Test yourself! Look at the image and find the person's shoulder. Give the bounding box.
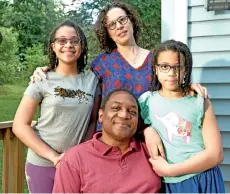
[81,69,97,79]
[62,140,93,161]
[68,139,93,154]
[138,91,155,101]
[91,52,109,62]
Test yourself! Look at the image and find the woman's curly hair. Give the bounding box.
[48,20,88,73]
[94,1,141,53]
[151,39,193,95]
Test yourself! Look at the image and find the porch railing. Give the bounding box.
[0,121,25,193]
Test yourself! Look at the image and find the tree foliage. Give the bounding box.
[0,27,20,85]
[0,0,161,85]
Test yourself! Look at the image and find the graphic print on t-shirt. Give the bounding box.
[155,111,192,143]
[54,86,93,103]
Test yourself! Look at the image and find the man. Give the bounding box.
[53,89,161,193]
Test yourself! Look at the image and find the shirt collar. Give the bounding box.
[92,132,140,156]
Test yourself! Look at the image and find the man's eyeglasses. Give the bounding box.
[54,38,81,46]
[156,64,185,73]
[105,15,129,30]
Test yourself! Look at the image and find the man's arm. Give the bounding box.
[53,159,81,193]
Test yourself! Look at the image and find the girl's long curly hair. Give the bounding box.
[48,20,88,73]
[94,1,140,53]
[151,39,193,95]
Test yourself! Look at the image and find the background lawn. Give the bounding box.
[0,84,33,192]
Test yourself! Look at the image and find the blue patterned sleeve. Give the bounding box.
[138,91,152,125]
[90,54,105,80]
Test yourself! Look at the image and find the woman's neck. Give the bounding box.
[117,43,139,54]
[55,62,78,77]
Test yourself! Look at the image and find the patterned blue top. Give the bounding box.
[90,49,154,99]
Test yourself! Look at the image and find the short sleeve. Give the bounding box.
[90,54,104,80]
[138,91,152,125]
[24,81,43,101]
[196,95,204,126]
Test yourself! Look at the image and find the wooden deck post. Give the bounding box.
[2,127,25,193]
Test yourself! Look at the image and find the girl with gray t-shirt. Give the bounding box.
[13,20,101,193]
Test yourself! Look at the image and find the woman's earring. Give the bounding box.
[55,57,58,68]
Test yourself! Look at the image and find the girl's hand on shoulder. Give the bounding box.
[189,83,209,98]
[144,126,165,159]
[51,152,65,168]
[29,66,49,83]
[149,156,172,177]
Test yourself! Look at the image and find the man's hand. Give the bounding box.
[144,126,165,159]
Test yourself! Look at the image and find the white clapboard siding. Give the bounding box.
[224,182,230,193]
[188,36,230,52]
[220,164,230,181]
[211,99,230,115]
[188,0,230,192]
[192,51,230,67]
[198,83,230,99]
[216,115,230,131]
[188,0,204,7]
[192,67,230,83]
[189,6,230,22]
[222,149,230,164]
[188,20,230,37]
[221,131,230,148]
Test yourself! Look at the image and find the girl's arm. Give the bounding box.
[144,126,165,159]
[149,99,223,177]
[82,94,101,142]
[13,95,63,166]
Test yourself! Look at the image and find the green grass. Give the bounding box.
[0,84,26,121]
[0,84,28,192]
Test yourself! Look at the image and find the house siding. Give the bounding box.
[188,0,230,191]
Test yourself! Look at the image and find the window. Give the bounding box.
[205,0,230,11]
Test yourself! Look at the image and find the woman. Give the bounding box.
[13,20,100,193]
[31,1,207,158]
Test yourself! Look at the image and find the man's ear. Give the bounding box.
[98,109,103,123]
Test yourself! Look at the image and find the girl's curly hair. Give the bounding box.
[48,20,88,73]
[94,1,140,53]
[151,39,193,95]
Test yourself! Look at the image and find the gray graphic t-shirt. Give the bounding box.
[24,70,100,166]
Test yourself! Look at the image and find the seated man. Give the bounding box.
[53,88,161,193]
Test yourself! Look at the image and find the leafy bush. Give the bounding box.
[0,27,20,85]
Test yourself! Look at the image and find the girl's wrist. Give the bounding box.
[46,149,59,163]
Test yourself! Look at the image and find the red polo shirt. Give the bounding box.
[53,133,161,193]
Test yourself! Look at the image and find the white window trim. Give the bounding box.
[161,0,188,44]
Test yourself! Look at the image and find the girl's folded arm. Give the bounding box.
[169,99,224,176]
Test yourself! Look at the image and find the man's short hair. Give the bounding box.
[100,88,138,110]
